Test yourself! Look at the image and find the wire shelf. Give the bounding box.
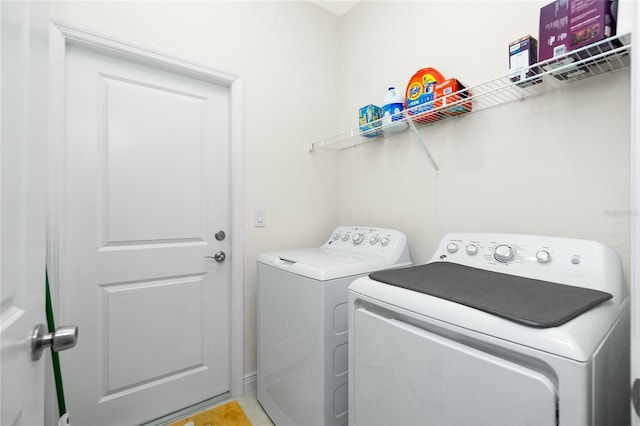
[308,33,631,153]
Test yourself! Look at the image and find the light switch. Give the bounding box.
[254,208,266,227]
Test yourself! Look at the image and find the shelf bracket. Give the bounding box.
[407,119,439,173]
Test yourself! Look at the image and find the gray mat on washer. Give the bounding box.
[368,262,612,328]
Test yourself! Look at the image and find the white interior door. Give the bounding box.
[0,1,49,425]
[58,40,232,426]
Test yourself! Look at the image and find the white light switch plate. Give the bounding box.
[254,208,266,227]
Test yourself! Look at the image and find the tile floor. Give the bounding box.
[149,392,274,426]
[236,393,274,426]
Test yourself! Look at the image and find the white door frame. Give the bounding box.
[47,19,244,405]
[631,1,640,423]
[629,2,640,426]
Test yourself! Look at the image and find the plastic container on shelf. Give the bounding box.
[382,87,408,134]
[405,67,446,123]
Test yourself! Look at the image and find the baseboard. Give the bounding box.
[243,371,257,395]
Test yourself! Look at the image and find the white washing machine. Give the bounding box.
[348,233,630,426]
[257,226,411,426]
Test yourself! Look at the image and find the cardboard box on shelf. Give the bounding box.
[434,79,472,116]
[539,0,569,62]
[358,104,382,138]
[509,35,542,87]
[568,0,617,53]
[539,0,619,80]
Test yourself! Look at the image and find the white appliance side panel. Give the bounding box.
[258,263,361,426]
[257,263,323,425]
[352,308,558,426]
[592,308,631,426]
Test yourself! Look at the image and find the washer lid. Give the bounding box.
[258,248,404,281]
[276,248,375,267]
[349,275,628,362]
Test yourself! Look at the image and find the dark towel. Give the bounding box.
[369,262,612,328]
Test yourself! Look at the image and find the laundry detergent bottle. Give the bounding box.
[382,86,408,135]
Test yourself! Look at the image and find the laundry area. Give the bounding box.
[1,0,638,426]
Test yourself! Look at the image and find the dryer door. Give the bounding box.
[351,308,557,426]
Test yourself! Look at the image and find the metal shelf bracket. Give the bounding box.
[407,119,439,173]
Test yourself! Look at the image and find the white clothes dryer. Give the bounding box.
[348,233,629,426]
[257,226,411,426]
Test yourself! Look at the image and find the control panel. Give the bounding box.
[430,233,623,292]
[324,226,409,259]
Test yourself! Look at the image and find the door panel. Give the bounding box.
[100,275,205,394]
[0,1,49,425]
[102,75,205,244]
[62,44,230,426]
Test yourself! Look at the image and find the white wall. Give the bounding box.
[50,0,631,385]
[338,1,630,275]
[49,0,342,376]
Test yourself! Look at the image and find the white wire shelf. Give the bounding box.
[308,33,631,154]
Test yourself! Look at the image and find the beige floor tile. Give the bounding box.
[237,393,274,426]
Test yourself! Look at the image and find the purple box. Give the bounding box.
[539,0,570,61]
[540,0,618,62]
[568,0,616,51]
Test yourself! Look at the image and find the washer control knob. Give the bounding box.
[494,245,516,263]
[332,233,340,240]
[341,233,350,241]
[536,250,551,264]
[446,243,459,253]
[353,233,365,245]
[380,237,390,246]
[571,256,581,265]
[369,235,379,245]
[466,244,479,255]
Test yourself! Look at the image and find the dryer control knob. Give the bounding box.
[369,235,379,245]
[380,237,390,246]
[494,245,516,263]
[446,243,459,253]
[536,250,551,263]
[332,233,340,240]
[341,233,350,241]
[466,244,479,255]
[353,233,365,245]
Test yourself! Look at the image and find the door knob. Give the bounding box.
[633,379,640,416]
[205,251,226,263]
[31,323,78,361]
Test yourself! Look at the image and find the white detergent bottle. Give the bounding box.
[382,86,408,135]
